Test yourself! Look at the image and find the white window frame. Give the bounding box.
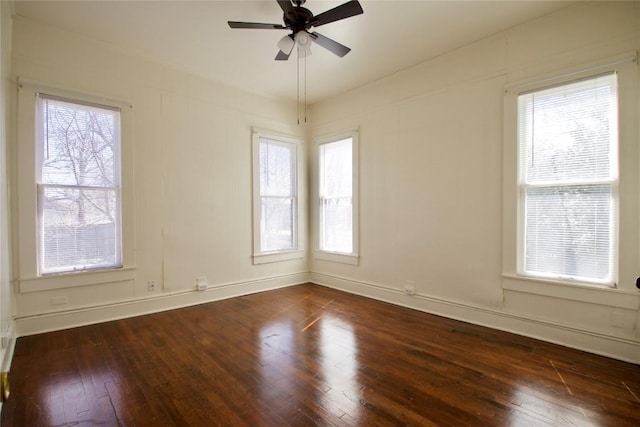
[17,82,135,292]
[251,128,304,264]
[502,54,639,302]
[314,130,359,265]
[36,93,123,275]
[517,73,619,286]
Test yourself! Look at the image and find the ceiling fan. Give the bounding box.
[228,0,364,61]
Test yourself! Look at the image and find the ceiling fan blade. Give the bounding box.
[309,32,351,57]
[275,34,295,61]
[276,0,295,15]
[275,50,291,61]
[312,0,363,27]
[228,21,286,30]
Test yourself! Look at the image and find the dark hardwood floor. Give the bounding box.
[2,283,639,426]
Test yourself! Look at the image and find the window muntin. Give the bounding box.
[257,137,297,253]
[36,95,122,274]
[517,73,618,285]
[319,137,354,254]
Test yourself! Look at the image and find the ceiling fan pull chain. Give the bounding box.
[304,53,307,124]
[297,46,300,125]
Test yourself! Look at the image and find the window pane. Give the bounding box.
[518,73,617,285]
[524,185,611,281]
[319,137,354,254]
[255,136,298,255]
[519,74,616,184]
[41,98,118,187]
[321,197,353,253]
[260,197,294,252]
[37,95,122,275]
[320,138,352,198]
[41,186,120,273]
[259,139,293,197]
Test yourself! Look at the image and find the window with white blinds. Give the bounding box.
[319,137,354,254]
[36,94,122,274]
[256,137,297,253]
[517,73,618,285]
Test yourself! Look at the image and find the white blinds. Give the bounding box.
[258,138,296,252]
[319,138,353,253]
[518,73,617,284]
[37,95,122,274]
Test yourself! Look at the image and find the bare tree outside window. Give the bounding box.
[37,95,122,274]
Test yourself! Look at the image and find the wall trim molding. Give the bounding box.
[0,318,16,372]
[15,272,310,337]
[10,271,639,364]
[310,272,640,364]
[0,318,17,413]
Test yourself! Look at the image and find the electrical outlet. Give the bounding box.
[148,280,156,292]
[404,280,416,296]
[196,276,208,291]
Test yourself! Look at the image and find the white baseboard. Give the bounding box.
[11,271,639,364]
[0,319,16,371]
[15,272,310,337]
[310,272,640,364]
[0,318,17,414]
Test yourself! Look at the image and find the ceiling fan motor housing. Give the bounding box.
[284,6,314,35]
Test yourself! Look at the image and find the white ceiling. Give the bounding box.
[13,0,571,104]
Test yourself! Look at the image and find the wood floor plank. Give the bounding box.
[2,284,639,426]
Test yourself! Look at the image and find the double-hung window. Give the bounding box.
[36,94,122,274]
[316,131,359,264]
[252,130,303,263]
[517,73,618,285]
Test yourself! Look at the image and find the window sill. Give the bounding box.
[253,250,304,265]
[502,274,639,310]
[19,267,136,293]
[314,251,359,266]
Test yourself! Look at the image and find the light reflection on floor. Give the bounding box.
[258,310,361,422]
[254,299,621,425]
[258,320,297,408]
[508,385,601,427]
[319,314,361,423]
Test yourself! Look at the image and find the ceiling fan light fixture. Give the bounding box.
[295,31,312,58]
[295,31,310,46]
[277,34,295,54]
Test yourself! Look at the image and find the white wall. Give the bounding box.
[0,0,15,377]
[7,2,640,364]
[310,2,640,363]
[10,15,309,334]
